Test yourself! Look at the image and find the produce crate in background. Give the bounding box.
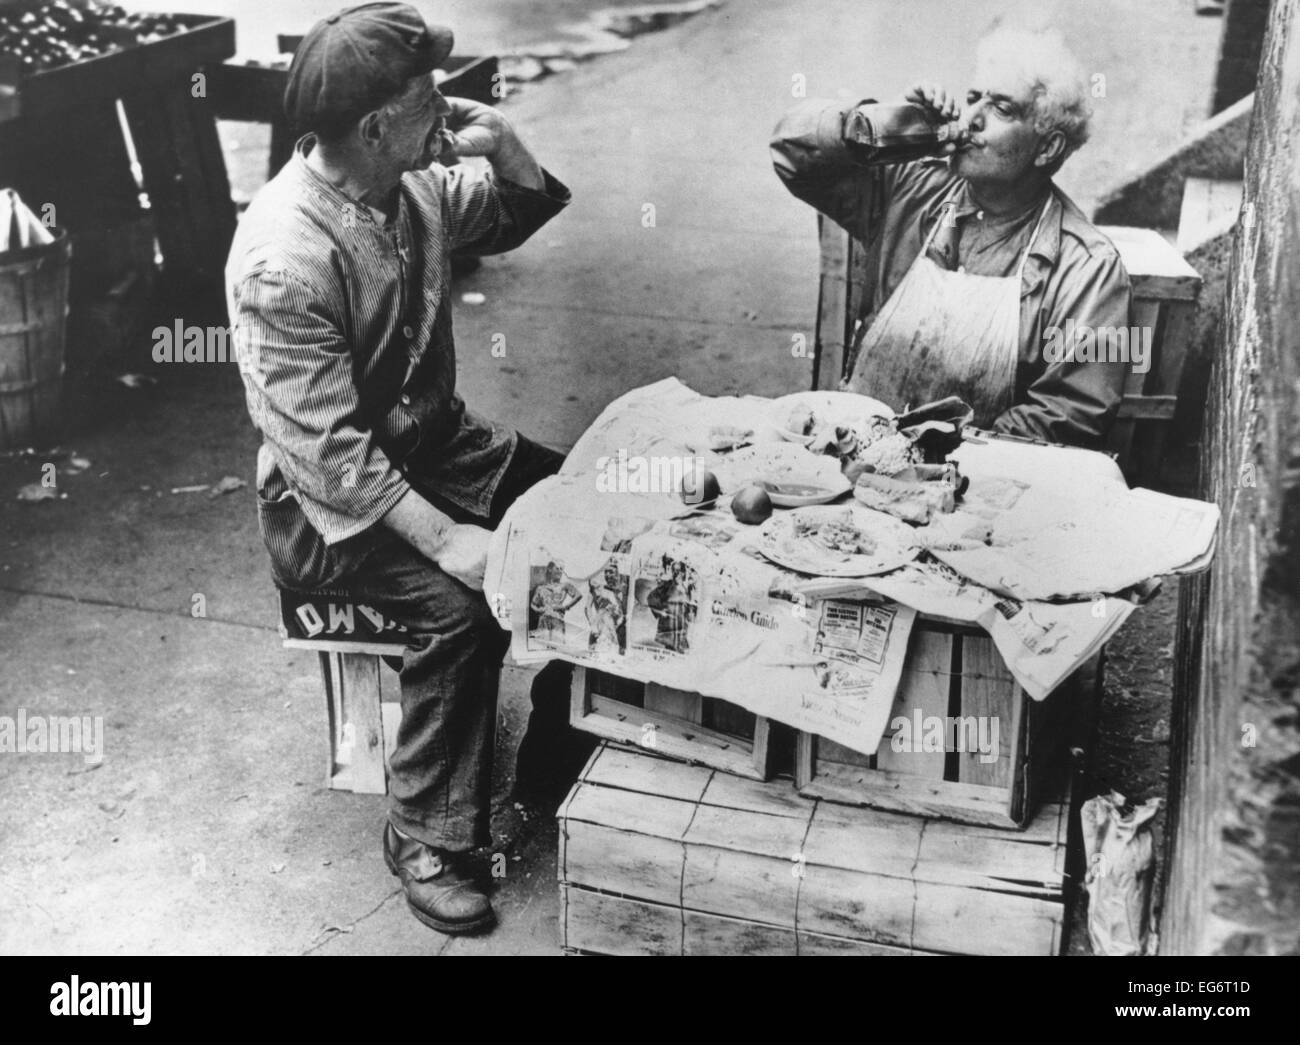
[0,4,235,123]
[0,2,238,374]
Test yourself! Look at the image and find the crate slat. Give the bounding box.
[874,629,953,777]
[571,666,774,780]
[958,634,1019,789]
[559,744,1072,956]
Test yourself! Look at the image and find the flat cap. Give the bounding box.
[284,3,454,135]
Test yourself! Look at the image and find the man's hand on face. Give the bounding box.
[435,98,508,162]
[431,96,546,190]
[434,522,494,591]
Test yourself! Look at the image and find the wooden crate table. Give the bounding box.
[794,622,1101,830]
[558,743,1077,956]
[570,666,775,781]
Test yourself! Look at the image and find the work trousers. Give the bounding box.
[264,435,571,851]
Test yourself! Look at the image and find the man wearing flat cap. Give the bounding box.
[227,2,577,936]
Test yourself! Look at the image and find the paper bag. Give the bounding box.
[1081,790,1162,956]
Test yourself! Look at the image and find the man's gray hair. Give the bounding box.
[975,27,1093,162]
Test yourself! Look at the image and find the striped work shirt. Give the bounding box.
[226,138,570,546]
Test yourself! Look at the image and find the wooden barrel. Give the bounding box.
[0,230,71,450]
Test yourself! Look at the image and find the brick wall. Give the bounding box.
[1162,0,1300,954]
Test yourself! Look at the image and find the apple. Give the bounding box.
[680,464,721,506]
[731,484,774,524]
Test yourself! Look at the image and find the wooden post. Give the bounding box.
[321,652,388,795]
[122,73,236,295]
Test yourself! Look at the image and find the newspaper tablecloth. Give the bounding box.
[485,379,1219,756]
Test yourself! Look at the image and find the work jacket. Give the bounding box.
[771,99,1131,448]
[226,139,569,580]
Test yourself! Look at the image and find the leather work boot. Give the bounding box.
[383,823,495,935]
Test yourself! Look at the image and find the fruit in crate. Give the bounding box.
[0,1,186,75]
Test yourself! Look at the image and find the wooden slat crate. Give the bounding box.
[793,621,1099,829]
[0,14,235,123]
[1095,225,1202,485]
[570,666,775,781]
[558,743,1074,955]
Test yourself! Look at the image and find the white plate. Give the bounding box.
[755,504,920,577]
[757,477,850,507]
[773,427,816,446]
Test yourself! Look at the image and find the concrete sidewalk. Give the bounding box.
[0,0,1218,955]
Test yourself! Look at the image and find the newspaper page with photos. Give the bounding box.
[490,472,918,757]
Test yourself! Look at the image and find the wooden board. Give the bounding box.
[794,621,1098,828]
[2,17,235,124]
[1098,225,1202,301]
[558,743,1071,956]
[320,651,387,795]
[814,213,851,390]
[874,628,952,778]
[571,667,775,780]
[958,633,1019,789]
[122,71,235,285]
[1176,177,1244,253]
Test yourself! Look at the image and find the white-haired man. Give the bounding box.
[771,29,1130,448]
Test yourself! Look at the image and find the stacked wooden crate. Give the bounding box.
[559,633,1097,954]
[794,622,1095,829]
[559,744,1076,956]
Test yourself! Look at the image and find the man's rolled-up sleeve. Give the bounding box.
[234,269,410,543]
[993,250,1131,448]
[770,99,889,242]
[442,164,570,255]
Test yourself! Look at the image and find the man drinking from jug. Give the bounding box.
[771,28,1131,449]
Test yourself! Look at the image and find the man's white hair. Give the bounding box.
[974,28,1093,162]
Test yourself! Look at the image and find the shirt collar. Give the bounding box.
[292,136,396,228]
[946,180,1063,266]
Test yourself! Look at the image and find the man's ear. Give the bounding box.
[358,109,385,147]
[1035,128,1067,168]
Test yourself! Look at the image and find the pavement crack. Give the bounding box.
[0,584,278,633]
[300,887,403,954]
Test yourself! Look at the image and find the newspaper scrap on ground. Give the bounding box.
[485,379,1219,749]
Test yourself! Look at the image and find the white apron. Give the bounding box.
[847,189,1050,425]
